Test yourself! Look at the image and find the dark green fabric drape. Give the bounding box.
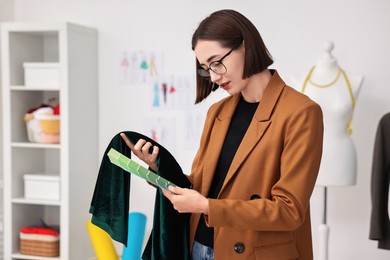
[89,131,191,260]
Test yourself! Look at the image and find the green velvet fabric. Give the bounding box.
[89,131,191,260]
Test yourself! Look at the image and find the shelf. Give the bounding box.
[10,86,60,91]
[2,21,98,259]
[11,142,61,149]
[12,253,60,260]
[12,198,61,206]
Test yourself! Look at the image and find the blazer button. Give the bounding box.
[234,242,245,253]
[250,194,261,200]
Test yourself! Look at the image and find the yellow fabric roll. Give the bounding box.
[86,221,119,260]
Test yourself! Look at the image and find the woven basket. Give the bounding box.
[20,239,59,257]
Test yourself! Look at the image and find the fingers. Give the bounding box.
[137,139,151,154]
[134,139,158,162]
[120,133,159,169]
[147,145,159,164]
[168,185,179,194]
[162,186,178,199]
[163,187,202,213]
[162,187,174,200]
[120,133,135,150]
[120,134,153,156]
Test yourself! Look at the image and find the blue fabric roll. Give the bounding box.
[122,212,147,260]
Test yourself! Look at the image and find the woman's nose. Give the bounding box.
[209,70,222,83]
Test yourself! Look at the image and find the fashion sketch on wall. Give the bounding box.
[118,51,164,86]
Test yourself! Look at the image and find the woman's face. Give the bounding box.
[194,40,246,96]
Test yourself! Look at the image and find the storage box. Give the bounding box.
[20,233,60,257]
[24,113,60,144]
[24,174,60,201]
[23,62,60,88]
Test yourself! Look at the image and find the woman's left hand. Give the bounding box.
[162,186,209,215]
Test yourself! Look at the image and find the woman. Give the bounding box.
[122,9,323,260]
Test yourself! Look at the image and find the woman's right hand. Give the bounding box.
[120,133,159,172]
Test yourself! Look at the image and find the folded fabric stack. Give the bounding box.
[20,221,60,257]
[24,103,61,144]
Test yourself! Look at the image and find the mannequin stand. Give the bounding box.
[319,186,330,260]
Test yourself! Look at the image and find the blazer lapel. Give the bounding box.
[220,70,286,195]
[201,95,241,196]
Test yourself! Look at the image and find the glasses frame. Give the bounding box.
[198,47,235,78]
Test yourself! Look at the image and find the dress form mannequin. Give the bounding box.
[292,41,364,260]
[295,41,364,186]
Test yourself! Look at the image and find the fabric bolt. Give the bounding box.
[85,221,119,260]
[122,212,147,260]
[20,227,59,236]
[89,131,192,259]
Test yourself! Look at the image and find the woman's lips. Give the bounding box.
[220,82,230,90]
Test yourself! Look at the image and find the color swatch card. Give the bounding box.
[107,148,177,190]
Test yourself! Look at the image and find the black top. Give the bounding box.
[194,96,259,247]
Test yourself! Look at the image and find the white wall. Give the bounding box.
[0,0,14,21]
[3,0,390,259]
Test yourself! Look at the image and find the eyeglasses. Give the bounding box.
[198,47,235,78]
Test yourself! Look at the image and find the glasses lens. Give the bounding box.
[198,69,210,78]
[210,61,227,75]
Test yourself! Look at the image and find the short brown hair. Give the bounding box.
[192,9,273,104]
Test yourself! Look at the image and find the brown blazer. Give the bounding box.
[188,70,323,260]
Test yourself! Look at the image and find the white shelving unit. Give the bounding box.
[1,22,98,260]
